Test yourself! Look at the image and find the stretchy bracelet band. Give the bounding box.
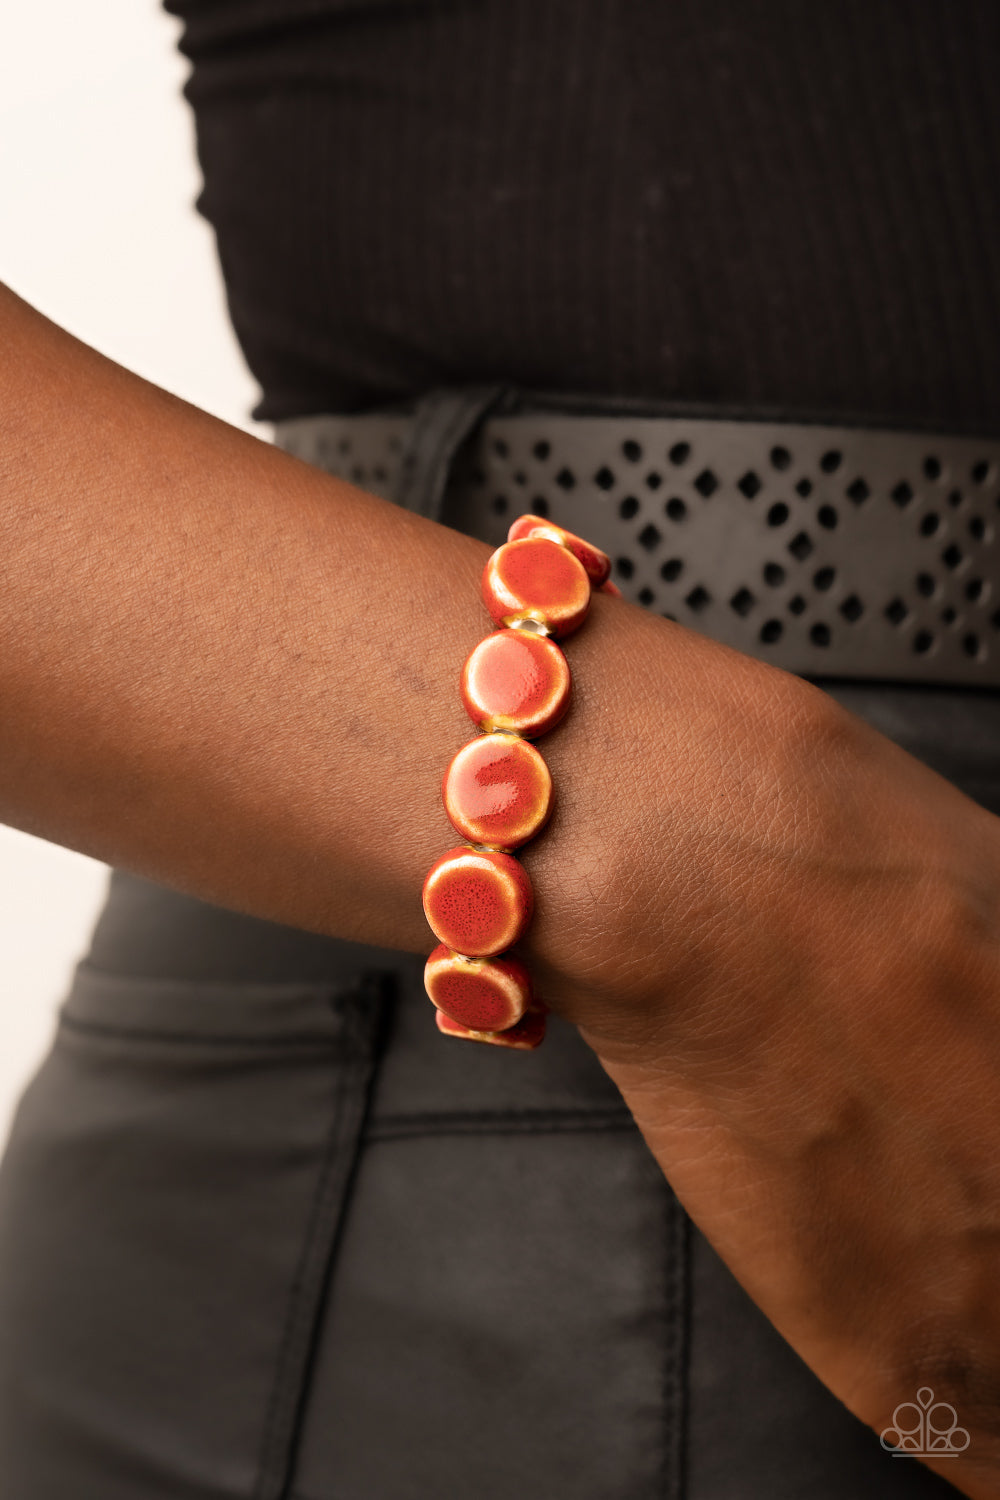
[421,514,618,1050]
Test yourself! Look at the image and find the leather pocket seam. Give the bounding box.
[56,1012,347,1050]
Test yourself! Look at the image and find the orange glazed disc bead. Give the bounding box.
[435,1001,547,1050]
[482,537,591,638]
[422,846,533,958]
[461,628,571,737]
[443,734,553,850]
[507,515,612,587]
[424,945,533,1031]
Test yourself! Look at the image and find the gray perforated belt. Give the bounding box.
[275,385,1000,685]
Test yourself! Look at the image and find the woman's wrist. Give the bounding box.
[530,598,1000,1494]
[516,593,820,1033]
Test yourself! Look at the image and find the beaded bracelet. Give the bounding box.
[421,515,617,1050]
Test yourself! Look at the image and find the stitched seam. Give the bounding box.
[677,1207,692,1499]
[660,1186,676,1499]
[368,1115,636,1143]
[252,1059,353,1499]
[662,1193,690,1499]
[56,1015,345,1049]
[252,977,387,1500]
[74,962,359,994]
[372,1103,632,1130]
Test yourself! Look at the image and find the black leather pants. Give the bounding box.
[0,679,993,1498]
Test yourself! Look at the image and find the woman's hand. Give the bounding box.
[525,594,1000,1499]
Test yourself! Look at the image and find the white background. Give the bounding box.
[0,1,258,1145]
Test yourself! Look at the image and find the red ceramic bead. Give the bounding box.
[422,846,533,957]
[424,945,533,1031]
[443,734,553,850]
[482,537,591,638]
[507,515,612,587]
[461,628,571,737]
[435,1001,547,1050]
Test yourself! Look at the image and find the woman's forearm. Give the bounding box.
[0,281,507,949]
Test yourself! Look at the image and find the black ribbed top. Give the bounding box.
[165,0,1000,431]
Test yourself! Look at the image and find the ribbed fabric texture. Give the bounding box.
[165,0,1000,432]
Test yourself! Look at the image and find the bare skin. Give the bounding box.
[3,282,999,1496]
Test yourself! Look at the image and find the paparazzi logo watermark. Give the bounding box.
[880,1387,970,1457]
